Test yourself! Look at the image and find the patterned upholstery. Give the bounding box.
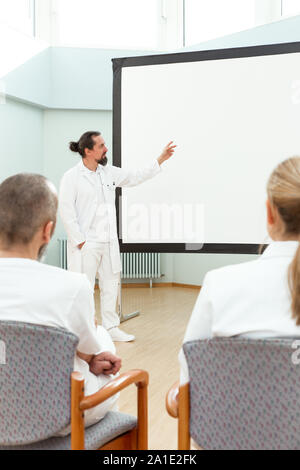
[0,321,78,445]
[0,412,137,450]
[0,321,137,450]
[183,337,300,450]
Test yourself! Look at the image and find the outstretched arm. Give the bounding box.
[113,141,177,188]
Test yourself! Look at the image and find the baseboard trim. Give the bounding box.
[121,282,201,289]
[172,283,201,290]
[121,282,172,288]
[95,282,201,289]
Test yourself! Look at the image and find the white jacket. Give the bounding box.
[179,241,300,384]
[59,159,161,273]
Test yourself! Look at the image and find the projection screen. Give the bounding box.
[112,42,300,254]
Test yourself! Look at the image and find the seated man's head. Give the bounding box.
[0,174,58,260]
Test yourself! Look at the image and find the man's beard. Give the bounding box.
[97,154,108,166]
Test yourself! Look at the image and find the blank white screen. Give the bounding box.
[121,51,300,247]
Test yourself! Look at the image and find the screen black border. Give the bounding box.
[112,41,300,254]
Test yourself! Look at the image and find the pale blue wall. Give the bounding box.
[50,47,156,110]
[3,47,155,109]
[4,49,51,108]
[173,253,257,286]
[0,97,44,182]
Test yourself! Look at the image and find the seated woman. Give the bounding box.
[179,157,300,384]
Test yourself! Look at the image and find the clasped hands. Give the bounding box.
[89,351,122,376]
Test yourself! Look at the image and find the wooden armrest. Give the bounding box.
[71,369,149,450]
[166,381,190,450]
[166,381,179,418]
[79,369,149,411]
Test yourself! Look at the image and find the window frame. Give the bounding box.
[34,0,300,51]
[49,0,164,50]
[281,0,300,17]
[0,0,36,37]
[182,0,283,48]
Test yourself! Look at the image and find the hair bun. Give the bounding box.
[69,141,79,153]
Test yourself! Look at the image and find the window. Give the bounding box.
[54,0,160,49]
[0,0,35,36]
[184,0,256,46]
[282,0,300,16]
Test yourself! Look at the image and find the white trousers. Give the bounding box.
[56,325,119,436]
[81,241,120,331]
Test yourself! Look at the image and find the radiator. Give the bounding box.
[58,239,161,281]
[121,253,161,280]
[58,238,68,270]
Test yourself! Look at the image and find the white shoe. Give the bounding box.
[108,327,135,342]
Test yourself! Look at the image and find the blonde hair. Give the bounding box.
[267,157,300,325]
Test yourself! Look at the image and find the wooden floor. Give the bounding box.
[94,286,199,450]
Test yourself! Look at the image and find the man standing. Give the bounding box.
[59,131,176,342]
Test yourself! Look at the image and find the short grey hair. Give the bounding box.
[0,173,58,247]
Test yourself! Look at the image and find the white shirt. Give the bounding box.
[0,258,101,354]
[179,241,300,384]
[83,165,110,243]
[59,159,161,273]
[59,158,161,248]
[0,257,119,434]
